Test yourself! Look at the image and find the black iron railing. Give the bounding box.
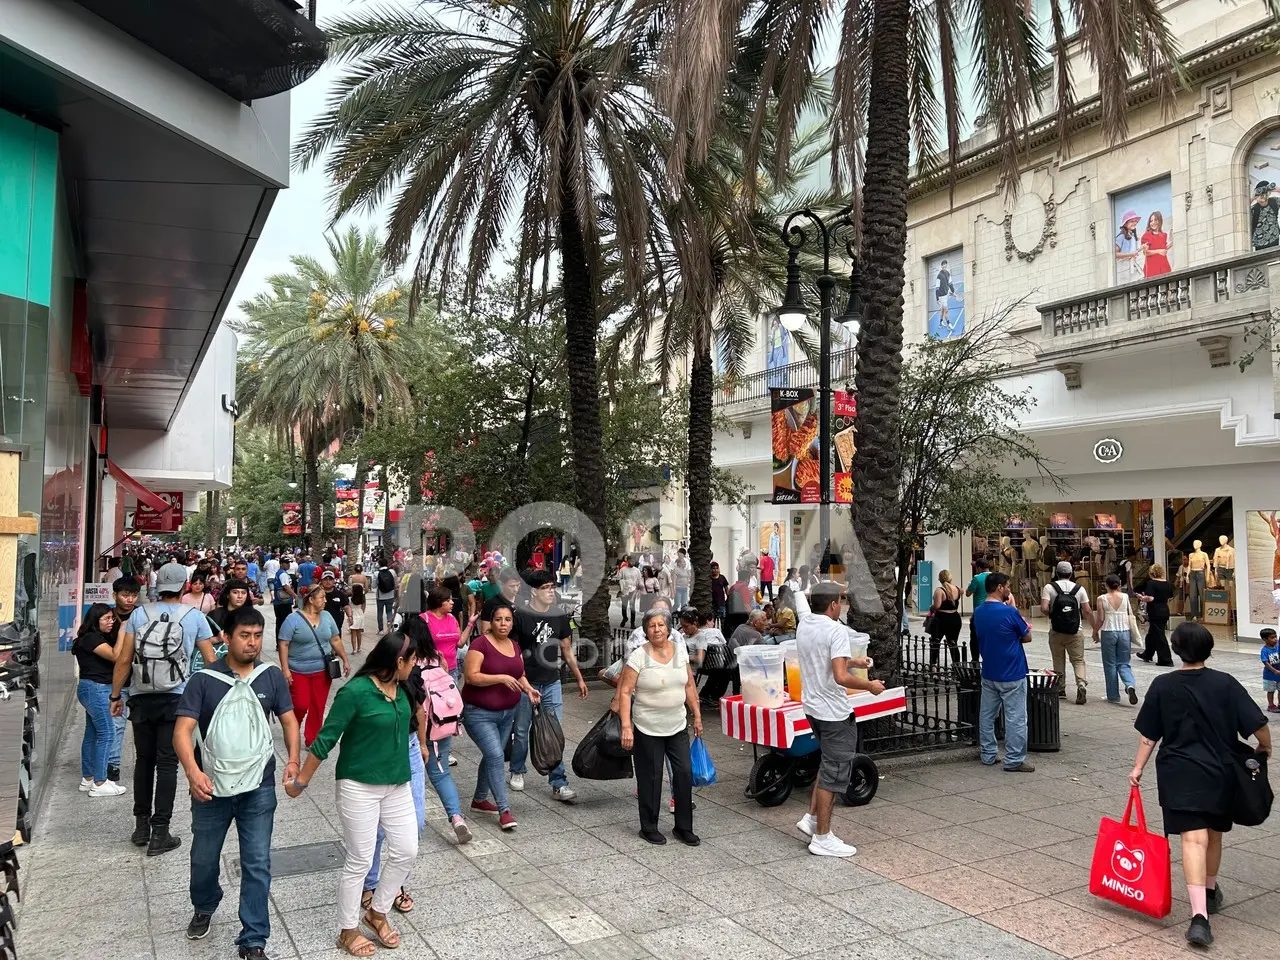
[715,350,858,410]
[859,633,978,757]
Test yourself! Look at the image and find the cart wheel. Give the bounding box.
[745,754,794,807]
[792,752,821,787]
[842,756,879,807]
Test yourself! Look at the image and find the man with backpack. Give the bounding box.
[174,606,299,958]
[110,561,217,856]
[271,556,297,644]
[375,561,399,632]
[1039,560,1095,705]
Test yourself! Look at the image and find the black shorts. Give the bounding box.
[805,714,859,793]
[1162,808,1232,836]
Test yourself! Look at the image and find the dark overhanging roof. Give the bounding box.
[72,0,327,102]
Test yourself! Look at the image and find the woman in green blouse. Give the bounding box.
[286,630,418,957]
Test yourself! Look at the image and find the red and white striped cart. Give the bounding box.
[720,687,907,807]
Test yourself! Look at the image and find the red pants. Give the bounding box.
[291,670,334,745]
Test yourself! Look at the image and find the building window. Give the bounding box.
[924,247,965,340]
[1246,132,1280,251]
[1111,177,1173,284]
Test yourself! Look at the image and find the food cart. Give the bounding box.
[720,687,907,807]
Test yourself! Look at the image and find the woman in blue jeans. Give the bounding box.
[1094,574,1140,704]
[72,604,127,797]
[462,607,540,830]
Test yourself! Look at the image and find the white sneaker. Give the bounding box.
[88,781,127,798]
[808,832,857,858]
[552,786,577,803]
[79,777,94,793]
[796,813,817,838]
[448,755,458,767]
[508,773,525,792]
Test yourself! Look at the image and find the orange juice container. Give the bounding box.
[779,640,802,701]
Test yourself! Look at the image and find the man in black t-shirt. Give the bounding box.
[507,571,587,803]
[174,607,298,956]
[321,570,351,633]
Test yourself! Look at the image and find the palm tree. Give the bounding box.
[236,227,415,553]
[294,0,669,642]
[649,0,1180,668]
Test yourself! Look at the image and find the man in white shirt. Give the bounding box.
[794,584,884,858]
[1039,561,1094,705]
[103,558,124,583]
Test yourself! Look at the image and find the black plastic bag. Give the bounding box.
[530,705,566,775]
[572,710,634,781]
[600,710,631,758]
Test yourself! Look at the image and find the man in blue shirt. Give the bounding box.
[110,561,216,855]
[972,572,1034,773]
[296,554,318,590]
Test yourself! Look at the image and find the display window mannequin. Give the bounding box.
[1211,535,1235,588]
[1186,539,1210,621]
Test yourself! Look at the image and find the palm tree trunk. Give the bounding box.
[849,0,911,681]
[558,179,610,644]
[686,338,715,615]
[305,439,322,553]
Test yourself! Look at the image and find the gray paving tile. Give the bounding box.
[627,835,748,878]
[704,825,811,865]
[405,874,522,931]
[527,896,620,944]
[637,916,789,960]
[503,828,618,865]
[732,899,880,951]
[267,870,341,911]
[151,923,303,960]
[553,853,666,899]
[427,908,567,960]
[792,943,933,960]
[674,863,807,914]
[757,853,888,895]
[572,934,655,960]
[585,886,720,935]
[898,917,1063,960]
[824,882,967,932]
[17,934,157,960]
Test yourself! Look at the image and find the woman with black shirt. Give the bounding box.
[74,603,126,797]
[1136,563,1175,666]
[1130,623,1271,947]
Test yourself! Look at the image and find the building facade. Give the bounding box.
[0,0,324,815]
[711,0,1280,637]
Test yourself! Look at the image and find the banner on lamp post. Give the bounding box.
[833,390,856,505]
[363,484,386,531]
[770,388,819,504]
[282,502,302,536]
[334,478,359,530]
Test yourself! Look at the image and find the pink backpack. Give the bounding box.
[422,665,463,742]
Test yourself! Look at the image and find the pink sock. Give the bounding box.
[1206,875,1217,891]
[1188,884,1207,917]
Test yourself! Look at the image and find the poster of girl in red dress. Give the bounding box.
[1140,212,1172,277]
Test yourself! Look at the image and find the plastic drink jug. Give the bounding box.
[735,644,786,707]
[847,629,870,682]
[779,640,802,702]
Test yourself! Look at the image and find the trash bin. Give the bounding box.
[957,664,1003,743]
[1025,671,1061,752]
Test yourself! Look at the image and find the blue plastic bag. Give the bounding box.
[690,736,717,787]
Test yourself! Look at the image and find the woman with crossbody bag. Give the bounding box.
[280,583,351,750]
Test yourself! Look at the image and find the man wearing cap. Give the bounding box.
[320,570,351,635]
[1040,561,1095,705]
[110,560,217,856]
[106,576,142,783]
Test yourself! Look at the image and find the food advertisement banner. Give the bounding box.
[833,390,856,504]
[335,479,359,530]
[770,388,819,504]
[363,484,387,531]
[282,502,302,536]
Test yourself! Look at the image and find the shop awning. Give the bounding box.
[105,460,176,517]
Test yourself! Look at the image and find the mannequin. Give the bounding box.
[1021,531,1040,580]
[1037,535,1054,589]
[1103,538,1117,579]
[999,536,1016,577]
[1186,539,1210,621]
[1212,535,1235,588]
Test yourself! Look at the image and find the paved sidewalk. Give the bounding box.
[16,617,1280,960]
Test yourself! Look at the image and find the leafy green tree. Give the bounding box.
[235,227,416,552]
[294,0,669,641]
[648,0,1179,652]
[225,429,341,547]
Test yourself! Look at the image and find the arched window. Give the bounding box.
[1246,132,1280,251]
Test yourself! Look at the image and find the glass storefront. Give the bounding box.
[0,108,87,813]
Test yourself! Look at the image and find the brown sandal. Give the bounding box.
[393,887,414,913]
[336,929,377,957]
[363,908,401,949]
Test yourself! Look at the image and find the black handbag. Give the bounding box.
[1184,687,1273,827]
[304,617,343,680]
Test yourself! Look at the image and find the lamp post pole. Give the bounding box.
[777,209,861,574]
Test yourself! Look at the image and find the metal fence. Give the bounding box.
[859,633,978,757]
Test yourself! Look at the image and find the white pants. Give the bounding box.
[335,779,418,930]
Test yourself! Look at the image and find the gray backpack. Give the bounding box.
[131,604,195,694]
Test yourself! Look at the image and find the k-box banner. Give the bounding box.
[770,388,819,505]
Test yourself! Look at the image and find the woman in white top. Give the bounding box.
[1094,573,1139,705]
[617,609,703,846]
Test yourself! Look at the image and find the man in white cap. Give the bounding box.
[1040,560,1095,705]
[110,559,216,855]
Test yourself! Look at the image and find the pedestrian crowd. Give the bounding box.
[71,538,1276,956]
